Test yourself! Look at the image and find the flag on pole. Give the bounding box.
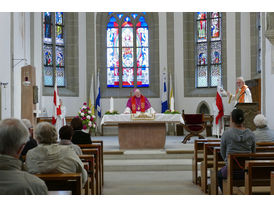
[215,82,224,126]
[95,73,101,118]
[52,72,62,125]
[169,73,174,108]
[88,74,95,115]
[161,69,168,113]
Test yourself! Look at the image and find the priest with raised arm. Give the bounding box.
[124,89,156,114]
[223,76,252,105]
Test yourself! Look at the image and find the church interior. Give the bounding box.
[1,1,274,200]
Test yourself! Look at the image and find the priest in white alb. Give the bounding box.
[124,89,156,114]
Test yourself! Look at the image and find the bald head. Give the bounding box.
[134,89,141,98]
[236,77,245,89]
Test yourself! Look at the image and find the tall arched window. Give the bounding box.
[107,13,149,88]
[43,12,65,87]
[195,12,222,88]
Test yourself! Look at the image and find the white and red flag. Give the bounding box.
[215,81,224,137]
[52,73,62,125]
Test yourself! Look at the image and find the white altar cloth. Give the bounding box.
[101,113,184,125]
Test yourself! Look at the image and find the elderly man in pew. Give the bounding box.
[0,118,48,195]
[253,114,274,143]
[26,122,87,186]
[20,119,37,158]
[217,109,256,193]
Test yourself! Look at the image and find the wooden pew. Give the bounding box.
[256,142,274,147]
[271,171,274,195]
[192,139,221,185]
[209,147,225,195]
[79,142,104,186]
[201,142,221,193]
[81,148,101,195]
[35,173,82,195]
[224,153,274,195]
[244,160,274,195]
[79,155,96,195]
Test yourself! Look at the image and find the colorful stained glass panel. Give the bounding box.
[122,68,134,87]
[197,20,207,42]
[210,65,222,87]
[107,67,119,87]
[107,28,119,47]
[136,27,148,47]
[44,12,51,24]
[197,66,208,87]
[197,12,207,20]
[56,67,65,86]
[211,41,222,64]
[136,48,149,67]
[43,45,53,66]
[44,24,52,44]
[122,28,133,47]
[137,67,149,87]
[122,48,134,67]
[211,12,219,18]
[44,67,53,86]
[107,48,119,67]
[197,43,207,65]
[56,46,65,67]
[56,12,63,25]
[56,25,64,45]
[211,18,220,40]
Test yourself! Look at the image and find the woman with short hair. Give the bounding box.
[71,117,92,145]
[59,125,82,155]
[26,122,87,185]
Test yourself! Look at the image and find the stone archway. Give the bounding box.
[196,101,210,114]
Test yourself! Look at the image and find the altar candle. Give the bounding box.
[170,97,175,112]
[110,97,114,112]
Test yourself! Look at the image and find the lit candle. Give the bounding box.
[110,97,114,113]
[170,97,175,112]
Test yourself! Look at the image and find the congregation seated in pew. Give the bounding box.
[217,109,256,193]
[59,125,83,155]
[20,119,37,158]
[25,122,87,186]
[253,114,274,143]
[0,118,48,195]
[71,117,92,145]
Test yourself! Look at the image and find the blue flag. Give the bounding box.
[95,73,101,118]
[161,71,168,113]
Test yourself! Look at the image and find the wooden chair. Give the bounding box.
[224,153,274,195]
[192,139,221,185]
[35,173,82,195]
[182,112,206,144]
[244,160,274,195]
[201,142,221,193]
[271,171,274,195]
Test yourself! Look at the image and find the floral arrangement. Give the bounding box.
[78,102,96,130]
[164,109,181,114]
[105,110,119,115]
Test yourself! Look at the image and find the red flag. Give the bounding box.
[52,73,62,125]
[216,85,224,125]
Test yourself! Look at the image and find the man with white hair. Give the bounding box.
[124,88,155,114]
[0,118,48,195]
[225,76,252,105]
[253,114,274,142]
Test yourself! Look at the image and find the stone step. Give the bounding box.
[104,150,194,160]
[104,159,192,171]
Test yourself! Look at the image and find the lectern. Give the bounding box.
[235,103,258,131]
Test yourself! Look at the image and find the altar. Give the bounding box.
[101,114,184,149]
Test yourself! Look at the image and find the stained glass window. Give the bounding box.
[107,16,119,87]
[43,12,65,87]
[106,13,150,88]
[196,12,222,88]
